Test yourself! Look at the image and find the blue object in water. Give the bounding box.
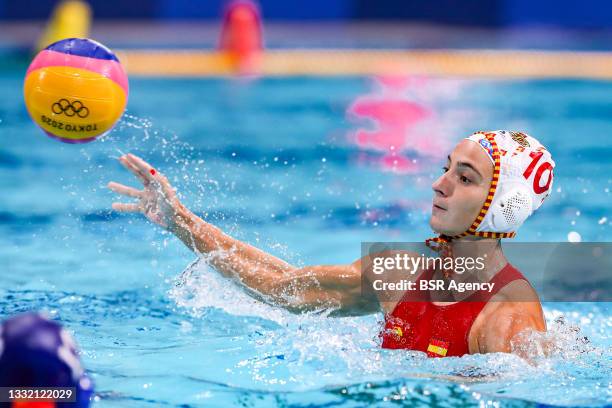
[0,313,94,408]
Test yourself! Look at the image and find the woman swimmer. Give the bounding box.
[108,130,555,358]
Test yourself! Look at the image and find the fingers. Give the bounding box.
[112,202,141,212]
[118,154,176,197]
[107,181,143,198]
[119,155,150,186]
[125,153,175,194]
[126,154,157,182]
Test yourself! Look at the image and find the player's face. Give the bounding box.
[429,140,493,236]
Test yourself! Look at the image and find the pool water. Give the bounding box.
[0,72,610,407]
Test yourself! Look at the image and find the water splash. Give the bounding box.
[511,315,600,362]
[168,256,611,407]
[169,257,289,324]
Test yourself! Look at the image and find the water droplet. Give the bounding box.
[567,231,581,242]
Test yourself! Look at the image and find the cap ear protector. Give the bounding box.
[488,183,533,232]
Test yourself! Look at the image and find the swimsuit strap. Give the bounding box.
[468,262,526,303]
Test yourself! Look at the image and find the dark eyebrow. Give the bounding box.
[457,161,483,179]
[447,155,483,179]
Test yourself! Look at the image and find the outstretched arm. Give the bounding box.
[108,154,379,315]
[168,202,376,314]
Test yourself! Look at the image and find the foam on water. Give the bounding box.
[169,256,610,405]
[170,257,289,324]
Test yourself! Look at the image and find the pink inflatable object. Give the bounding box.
[219,0,263,75]
[347,74,452,173]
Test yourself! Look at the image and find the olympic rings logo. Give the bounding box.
[51,99,90,118]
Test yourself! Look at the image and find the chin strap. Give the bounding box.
[424,234,451,251]
[424,235,454,278]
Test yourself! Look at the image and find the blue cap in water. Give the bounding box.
[0,313,93,407]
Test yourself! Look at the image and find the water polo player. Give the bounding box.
[108,130,555,357]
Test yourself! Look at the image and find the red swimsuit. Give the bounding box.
[380,263,526,357]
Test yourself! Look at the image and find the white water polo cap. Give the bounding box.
[461,130,555,238]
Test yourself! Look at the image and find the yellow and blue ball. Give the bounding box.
[24,38,128,143]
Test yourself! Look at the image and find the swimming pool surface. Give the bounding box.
[0,72,610,407]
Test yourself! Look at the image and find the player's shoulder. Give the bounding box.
[470,266,545,352]
[481,264,542,321]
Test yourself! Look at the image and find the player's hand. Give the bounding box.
[108,154,183,230]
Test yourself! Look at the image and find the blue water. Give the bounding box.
[0,73,610,407]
